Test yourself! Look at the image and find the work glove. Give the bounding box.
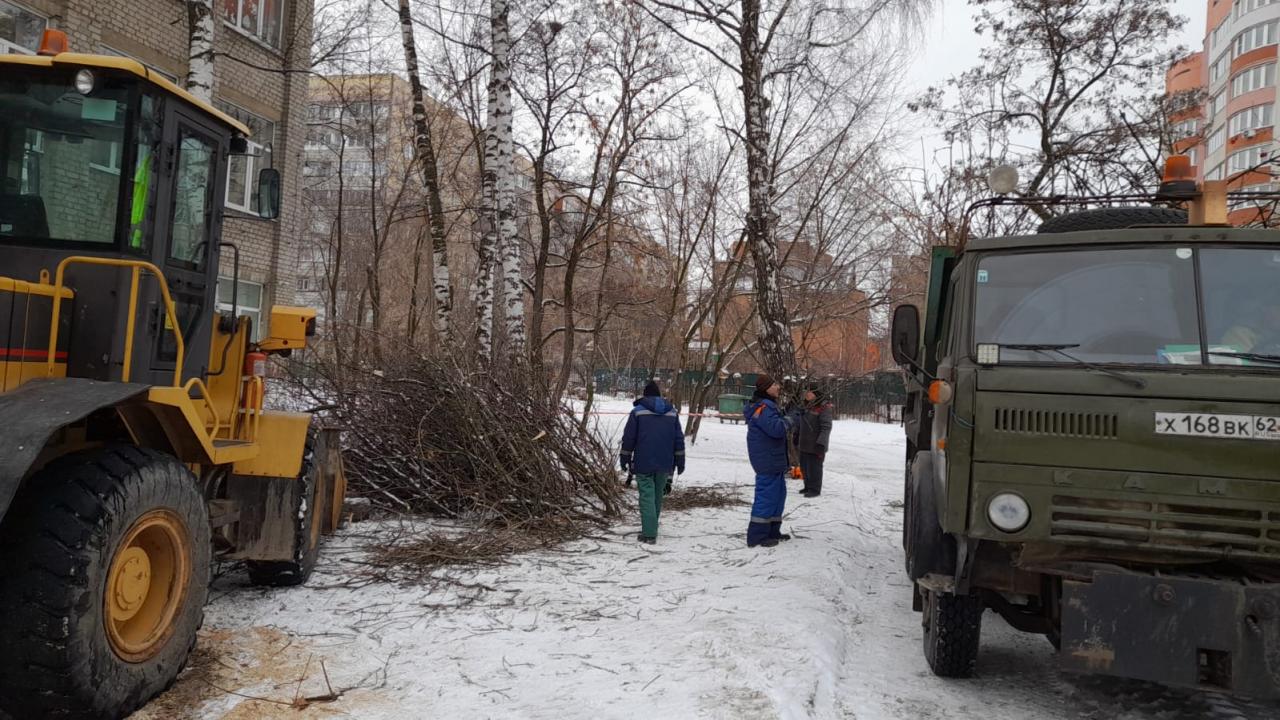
[664,478,673,496]
[675,459,685,475]
[620,455,630,472]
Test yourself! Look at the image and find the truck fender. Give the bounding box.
[0,378,149,520]
[907,452,956,581]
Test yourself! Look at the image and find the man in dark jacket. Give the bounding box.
[744,374,797,548]
[621,381,685,544]
[794,385,833,497]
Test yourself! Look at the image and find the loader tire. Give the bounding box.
[245,434,320,586]
[0,446,210,719]
[921,587,984,679]
[1036,207,1187,234]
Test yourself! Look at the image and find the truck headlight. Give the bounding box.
[987,492,1030,533]
[74,69,95,95]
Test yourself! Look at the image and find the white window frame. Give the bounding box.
[1232,63,1277,97]
[1229,146,1267,174]
[1234,21,1278,58]
[219,0,286,50]
[217,102,275,216]
[216,277,265,340]
[1210,91,1227,119]
[1207,127,1227,154]
[1229,104,1275,136]
[0,1,45,55]
[89,141,123,176]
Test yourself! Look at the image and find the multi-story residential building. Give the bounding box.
[1168,0,1280,224]
[2,0,313,336]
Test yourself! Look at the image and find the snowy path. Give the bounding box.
[134,400,1280,719]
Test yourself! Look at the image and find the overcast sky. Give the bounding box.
[899,0,1208,170]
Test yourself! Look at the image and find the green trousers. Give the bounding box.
[635,473,670,538]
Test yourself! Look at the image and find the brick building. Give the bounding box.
[2,0,314,335]
[1164,0,1280,225]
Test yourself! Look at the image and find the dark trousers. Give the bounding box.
[799,452,824,495]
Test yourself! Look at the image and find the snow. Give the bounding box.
[134,399,1280,720]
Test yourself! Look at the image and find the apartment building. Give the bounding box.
[1,0,313,335]
[1168,0,1280,224]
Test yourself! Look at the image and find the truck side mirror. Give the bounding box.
[257,168,281,220]
[891,305,921,368]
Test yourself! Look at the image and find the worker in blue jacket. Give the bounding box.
[621,381,686,544]
[744,374,799,547]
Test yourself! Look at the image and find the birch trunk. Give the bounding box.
[474,65,500,363]
[398,0,452,339]
[185,0,215,103]
[739,0,794,381]
[491,0,525,358]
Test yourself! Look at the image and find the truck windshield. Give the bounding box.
[0,72,130,245]
[974,246,1280,368]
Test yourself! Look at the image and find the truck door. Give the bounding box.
[150,114,222,383]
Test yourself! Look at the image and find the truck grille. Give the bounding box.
[993,408,1119,439]
[1050,495,1280,559]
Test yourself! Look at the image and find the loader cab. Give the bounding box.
[0,50,278,388]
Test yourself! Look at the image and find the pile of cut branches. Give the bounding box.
[301,350,622,568]
[662,483,748,512]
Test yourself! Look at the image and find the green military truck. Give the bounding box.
[891,166,1280,697]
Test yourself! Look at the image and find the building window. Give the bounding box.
[1236,0,1280,22]
[1229,145,1268,174]
[297,275,316,292]
[1213,21,1228,51]
[1210,91,1227,119]
[1210,53,1230,85]
[1231,63,1276,97]
[216,277,264,340]
[218,0,285,49]
[1172,118,1199,139]
[1229,104,1274,136]
[215,101,275,216]
[1207,127,1226,154]
[0,1,44,54]
[1234,21,1278,58]
[1207,162,1225,181]
[1187,148,1199,168]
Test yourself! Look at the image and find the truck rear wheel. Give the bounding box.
[0,446,210,719]
[921,587,983,678]
[245,436,321,587]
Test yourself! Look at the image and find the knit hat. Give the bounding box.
[643,380,661,397]
[754,374,775,395]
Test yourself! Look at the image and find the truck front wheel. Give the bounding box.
[921,586,983,678]
[0,446,211,719]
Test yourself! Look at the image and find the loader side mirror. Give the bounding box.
[891,304,921,368]
[257,168,281,220]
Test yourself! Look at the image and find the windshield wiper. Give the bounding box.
[999,343,1147,389]
[1208,351,1280,366]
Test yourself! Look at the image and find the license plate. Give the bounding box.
[1154,412,1280,441]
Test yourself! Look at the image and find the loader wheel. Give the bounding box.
[245,434,320,586]
[921,586,983,679]
[0,446,210,719]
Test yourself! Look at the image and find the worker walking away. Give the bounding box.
[795,385,833,498]
[745,374,798,548]
[620,381,685,544]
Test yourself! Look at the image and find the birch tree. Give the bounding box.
[492,0,525,359]
[398,0,452,339]
[641,0,930,382]
[185,0,215,102]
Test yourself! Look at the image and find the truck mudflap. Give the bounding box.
[1061,571,1280,698]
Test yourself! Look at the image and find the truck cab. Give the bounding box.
[893,173,1280,697]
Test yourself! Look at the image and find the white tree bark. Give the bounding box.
[185,0,215,103]
[474,55,501,364]
[492,0,525,358]
[398,0,452,339]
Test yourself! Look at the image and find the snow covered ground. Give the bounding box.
[133,399,1280,720]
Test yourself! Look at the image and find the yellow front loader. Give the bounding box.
[0,32,346,718]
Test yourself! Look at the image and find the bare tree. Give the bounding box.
[398,0,453,340]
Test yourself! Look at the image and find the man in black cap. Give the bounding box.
[620,380,685,544]
[794,385,833,497]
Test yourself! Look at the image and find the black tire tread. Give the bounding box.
[923,590,984,679]
[0,446,210,719]
[1037,207,1188,234]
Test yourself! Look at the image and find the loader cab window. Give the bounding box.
[168,130,216,265]
[0,71,130,245]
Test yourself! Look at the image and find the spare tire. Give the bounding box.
[1037,207,1188,234]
